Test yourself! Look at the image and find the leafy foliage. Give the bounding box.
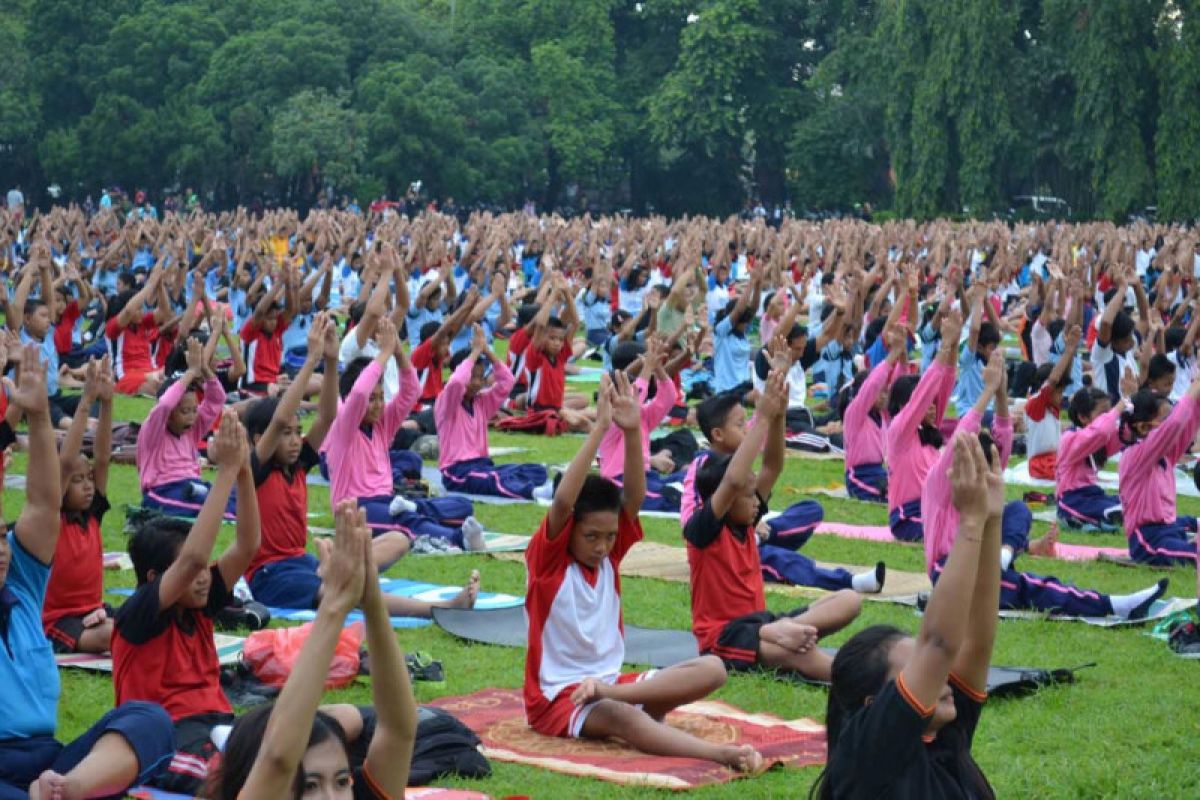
[2,0,1198,218]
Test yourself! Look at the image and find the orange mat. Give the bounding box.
[427,688,825,790]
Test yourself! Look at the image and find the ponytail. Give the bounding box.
[1118,390,1168,446]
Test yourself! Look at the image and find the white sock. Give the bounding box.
[852,562,886,593]
[462,516,487,552]
[389,495,417,516]
[1111,579,1168,619]
[1000,545,1015,571]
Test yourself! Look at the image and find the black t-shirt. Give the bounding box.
[116,565,230,645]
[683,494,768,549]
[251,441,321,487]
[825,677,992,799]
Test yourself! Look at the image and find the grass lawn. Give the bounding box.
[23,387,1200,799]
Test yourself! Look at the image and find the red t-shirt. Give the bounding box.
[53,301,81,356]
[411,339,445,405]
[524,345,567,411]
[42,494,110,629]
[112,565,233,720]
[240,317,287,386]
[246,444,320,581]
[684,498,767,655]
[106,313,159,378]
[508,327,532,388]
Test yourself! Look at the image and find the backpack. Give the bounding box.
[409,706,491,786]
[493,408,567,436]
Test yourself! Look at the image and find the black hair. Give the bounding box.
[243,397,281,441]
[863,317,886,353]
[609,309,632,332]
[696,392,742,439]
[1164,326,1187,354]
[116,271,136,291]
[717,298,753,328]
[1032,362,1070,393]
[1111,311,1136,345]
[1067,386,1110,428]
[611,340,644,373]
[339,356,375,400]
[1118,389,1170,445]
[23,298,47,317]
[419,320,441,343]
[976,321,1001,350]
[836,369,872,422]
[107,289,136,321]
[695,452,733,499]
[516,303,540,327]
[128,515,193,585]
[812,624,992,800]
[887,375,943,448]
[549,472,623,520]
[785,323,807,345]
[546,316,566,332]
[1146,353,1176,389]
[348,301,367,326]
[208,706,349,800]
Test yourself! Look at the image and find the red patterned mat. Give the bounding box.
[428,688,826,790]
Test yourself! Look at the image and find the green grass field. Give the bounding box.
[25,388,1200,800]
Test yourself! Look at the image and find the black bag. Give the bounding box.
[408,706,491,786]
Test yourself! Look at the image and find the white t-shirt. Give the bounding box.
[339,330,400,401]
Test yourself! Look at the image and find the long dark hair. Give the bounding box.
[1068,387,1113,471]
[208,706,349,800]
[888,375,943,448]
[810,625,906,799]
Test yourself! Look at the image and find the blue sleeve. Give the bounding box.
[6,530,50,609]
[866,336,887,367]
[715,316,732,338]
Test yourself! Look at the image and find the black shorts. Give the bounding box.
[708,605,810,671]
[152,711,237,795]
[46,604,115,654]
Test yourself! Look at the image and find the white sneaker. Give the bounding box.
[462,516,487,552]
[389,495,417,516]
[532,482,555,503]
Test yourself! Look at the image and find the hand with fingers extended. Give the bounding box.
[950,434,992,525]
[5,344,49,416]
[594,372,614,431]
[610,370,641,432]
[319,500,370,616]
[208,409,249,475]
[757,368,789,420]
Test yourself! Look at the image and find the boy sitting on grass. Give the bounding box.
[686,370,864,683]
[523,372,762,772]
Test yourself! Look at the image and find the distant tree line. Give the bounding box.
[1,0,1197,220]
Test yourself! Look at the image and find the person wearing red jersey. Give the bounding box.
[523,281,595,432]
[240,272,294,394]
[43,358,115,654]
[105,262,171,395]
[523,372,761,772]
[685,369,861,683]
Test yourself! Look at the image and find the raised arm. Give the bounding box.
[755,367,789,497]
[610,371,646,516]
[711,369,784,519]
[155,410,243,609]
[899,435,996,708]
[237,502,368,799]
[547,374,614,538]
[9,345,61,563]
[7,262,37,332]
[255,314,332,463]
[59,360,101,482]
[1096,276,1127,348]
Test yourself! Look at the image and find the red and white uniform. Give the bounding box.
[523,509,645,738]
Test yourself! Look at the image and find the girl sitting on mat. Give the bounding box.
[137,337,233,519]
[1117,377,1200,566]
[884,308,962,540]
[327,318,487,560]
[43,358,115,655]
[923,356,1166,620]
[840,325,907,502]
[1055,386,1124,531]
[523,372,761,771]
[210,502,415,800]
[814,434,1003,799]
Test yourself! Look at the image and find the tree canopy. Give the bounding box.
[1,0,1196,219]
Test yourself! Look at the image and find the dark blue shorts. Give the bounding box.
[249,554,322,609]
[0,702,174,798]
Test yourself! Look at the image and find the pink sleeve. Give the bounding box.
[331,360,382,440]
[381,365,421,438]
[439,356,472,411]
[934,356,957,424]
[890,361,952,449]
[1064,406,1123,462]
[846,357,892,429]
[991,414,1014,469]
[1139,394,1200,466]
[193,378,227,441]
[642,376,679,430]
[141,379,187,447]
[477,360,514,420]
[922,413,977,571]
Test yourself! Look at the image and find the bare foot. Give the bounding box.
[755,518,772,542]
[444,569,481,609]
[1028,524,1059,558]
[719,744,765,773]
[570,677,607,706]
[29,770,71,800]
